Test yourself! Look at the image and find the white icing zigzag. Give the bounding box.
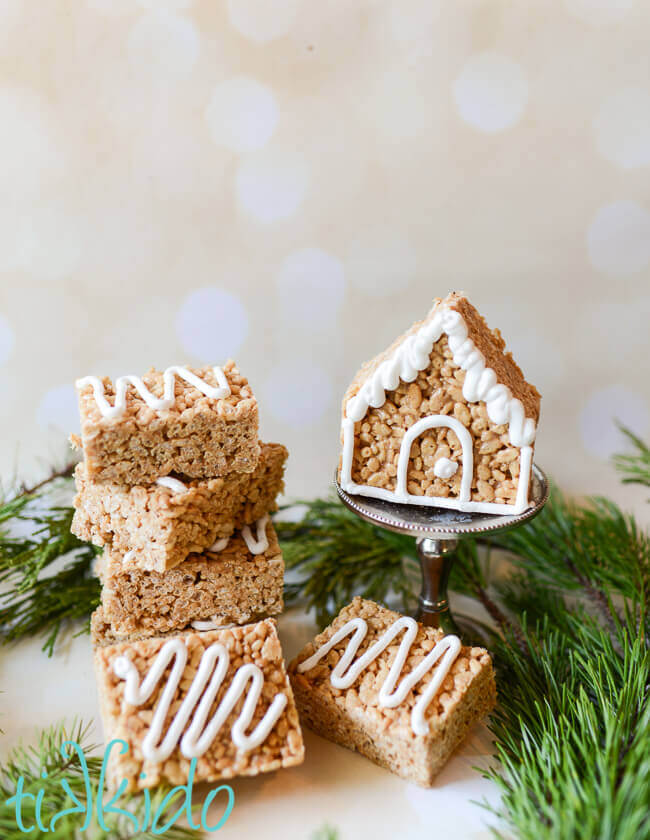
[345,306,536,448]
[297,616,461,736]
[113,638,287,761]
[76,366,231,420]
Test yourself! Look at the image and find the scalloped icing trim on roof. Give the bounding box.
[344,305,536,448]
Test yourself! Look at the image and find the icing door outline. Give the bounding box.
[395,415,473,503]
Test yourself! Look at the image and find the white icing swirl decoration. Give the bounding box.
[76,365,231,420]
[112,638,287,761]
[297,616,461,736]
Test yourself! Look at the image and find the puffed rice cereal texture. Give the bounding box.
[73,361,260,485]
[72,442,287,572]
[94,520,284,641]
[94,619,304,791]
[289,597,496,787]
[340,293,541,509]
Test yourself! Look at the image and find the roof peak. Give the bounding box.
[344,297,537,448]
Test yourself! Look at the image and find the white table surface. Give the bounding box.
[1,597,502,839]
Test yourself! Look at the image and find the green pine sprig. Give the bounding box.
[277,498,419,627]
[484,598,650,839]
[613,424,650,492]
[0,466,101,655]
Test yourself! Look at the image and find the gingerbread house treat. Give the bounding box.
[72,442,287,572]
[94,521,284,641]
[339,293,541,514]
[94,620,304,791]
[73,361,260,485]
[289,597,496,787]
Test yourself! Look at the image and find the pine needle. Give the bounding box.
[277,499,420,627]
[613,424,650,492]
[484,617,650,840]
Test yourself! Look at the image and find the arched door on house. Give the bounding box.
[395,415,473,504]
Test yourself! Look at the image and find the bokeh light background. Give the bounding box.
[0,0,649,525]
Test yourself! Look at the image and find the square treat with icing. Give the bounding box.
[93,519,284,642]
[73,361,260,485]
[288,597,496,787]
[94,619,304,791]
[338,292,541,514]
[72,442,287,572]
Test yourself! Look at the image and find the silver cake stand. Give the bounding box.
[335,465,549,640]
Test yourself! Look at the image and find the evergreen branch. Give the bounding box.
[473,582,528,656]
[0,720,198,838]
[480,431,650,839]
[0,468,100,655]
[484,614,650,840]
[613,424,650,491]
[15,463,77,499]
[488,487,650,612]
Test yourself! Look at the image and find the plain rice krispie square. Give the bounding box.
[72,442,287,572]
[73,360,260,485]
[94,620,304,791]
[289,597,496,787]
[95,521,284,641]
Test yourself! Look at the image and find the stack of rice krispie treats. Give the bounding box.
[69,360,494,794]
[70,362,305,789]
[70,362,289,642]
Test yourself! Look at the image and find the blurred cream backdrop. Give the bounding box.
[0,0,648,524]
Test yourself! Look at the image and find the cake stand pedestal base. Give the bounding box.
[335,465,549,644]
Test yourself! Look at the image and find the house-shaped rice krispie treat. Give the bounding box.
[73,360,260,485]
[72,442,287,572]
[289,597,496,787]
[94,620,304,791]
[339,292,541,514]
[94,519,284,641]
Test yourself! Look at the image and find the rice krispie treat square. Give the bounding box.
[72,360,260,485]
[289,597,496,787]
[72,442,287,572]
[94,620,304,791]
[95,520,284,641]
